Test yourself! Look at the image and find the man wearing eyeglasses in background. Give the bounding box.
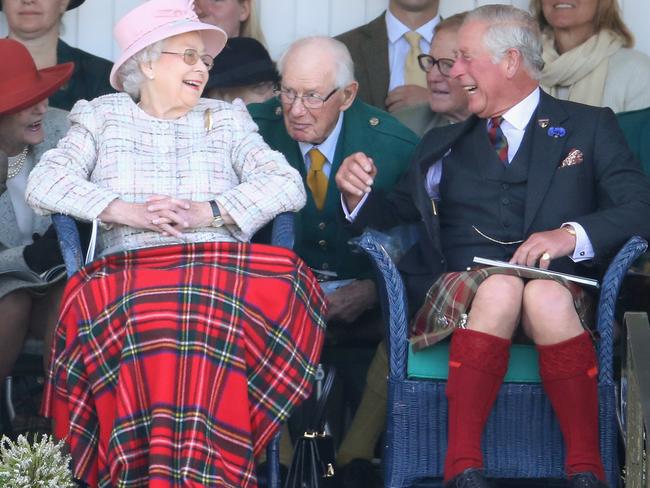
[396,12,470,136]
[248,35,417,484]
[336,0,441,118]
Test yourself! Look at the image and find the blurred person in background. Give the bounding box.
[337,0,440,117]
[396,12,471,136]
[204,36,278,103]
[532,0,650,113]
[1,0,114,111]
[194,0,266,45]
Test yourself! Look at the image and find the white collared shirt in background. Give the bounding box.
[385,9,440,91]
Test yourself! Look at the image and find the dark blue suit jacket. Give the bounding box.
[349,90,650,309]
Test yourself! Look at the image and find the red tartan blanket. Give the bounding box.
[42,242,327,488]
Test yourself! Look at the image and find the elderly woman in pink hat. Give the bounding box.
[0,38,74,387]
[25,1,324,486]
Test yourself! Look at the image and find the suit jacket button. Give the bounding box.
[318,222,326,230]
[318,239,327,247]
[322,262,330,270]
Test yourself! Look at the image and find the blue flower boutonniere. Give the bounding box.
[547,126,566,138]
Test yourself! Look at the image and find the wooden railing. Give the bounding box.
[623,312,650,488]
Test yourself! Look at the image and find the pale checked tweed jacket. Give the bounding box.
[26,93,306,257]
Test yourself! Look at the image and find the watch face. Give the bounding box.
[212,215,224,228]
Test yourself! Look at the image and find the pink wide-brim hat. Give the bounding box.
[109,0,227,91]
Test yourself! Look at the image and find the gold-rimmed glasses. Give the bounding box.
[161,49,214,70]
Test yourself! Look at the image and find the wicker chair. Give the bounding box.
[353,229,648,488]
[52,212,295,488]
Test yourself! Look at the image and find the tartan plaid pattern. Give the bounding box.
[41,242,327,488]
[411,267,592,351]
[488,116,509,163]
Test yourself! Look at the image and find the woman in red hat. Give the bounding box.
[1,0,114,111]
[0,38,73,386]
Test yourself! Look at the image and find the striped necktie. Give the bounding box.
[488,116,509,164]
[307,148,328,210]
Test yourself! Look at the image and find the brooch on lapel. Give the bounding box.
[547,126,566,138]
[204,109,213,132]
[560,148,584,168]
[537,118,550,128]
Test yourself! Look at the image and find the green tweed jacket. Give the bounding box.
[249,97,418,280]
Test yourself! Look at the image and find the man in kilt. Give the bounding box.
[335,5,650,488]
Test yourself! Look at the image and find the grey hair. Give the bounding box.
[465,5,544,79]
[277,36,355,88]
[116,41,164,99]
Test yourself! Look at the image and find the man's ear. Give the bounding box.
[339,81,359,111]
[504,48,522,79]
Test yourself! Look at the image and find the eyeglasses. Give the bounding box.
[418,54,455,77]
[274,87,339,109]
[161,49,214,70]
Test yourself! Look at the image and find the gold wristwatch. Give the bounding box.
[209,200,224,228]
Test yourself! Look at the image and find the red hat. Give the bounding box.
[0,0,85,11]
[0,39,74,115]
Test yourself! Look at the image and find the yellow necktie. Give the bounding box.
[403,31,427,87]
[306,148,328,210]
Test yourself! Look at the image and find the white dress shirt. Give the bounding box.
[385,9,440,91]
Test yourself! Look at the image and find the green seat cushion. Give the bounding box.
[407,341,541,383]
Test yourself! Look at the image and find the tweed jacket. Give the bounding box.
[249,97,418,279]
[26,94,306,257]
[337,13,390,111]
[348,90,650,310]
[0,107,70,298]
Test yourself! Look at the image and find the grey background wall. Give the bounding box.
[2,0,649,63]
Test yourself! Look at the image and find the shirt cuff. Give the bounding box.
[563,222,594,262]
[342,193,370,222]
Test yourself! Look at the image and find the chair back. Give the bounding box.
[617,107,650,175]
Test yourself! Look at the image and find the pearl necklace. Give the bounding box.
[7,146,29,179]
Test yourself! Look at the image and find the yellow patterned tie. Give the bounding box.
[307,148,328,210]
[403,31,427,87]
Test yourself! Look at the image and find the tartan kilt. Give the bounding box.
[41,242,327,488]
[410,266,593,351]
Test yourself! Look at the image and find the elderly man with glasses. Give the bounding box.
[248,35,417,479]
[336,5,650,488]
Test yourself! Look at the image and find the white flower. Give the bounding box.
[0,434,75,487]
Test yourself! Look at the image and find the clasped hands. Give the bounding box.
[100,195,217,239]
[335,152,577,269]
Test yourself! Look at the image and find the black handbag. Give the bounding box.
[284,366,337,488]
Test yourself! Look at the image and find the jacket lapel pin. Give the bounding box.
[560,148,584,167]
[547,126,566,138]
[537,118,550,128]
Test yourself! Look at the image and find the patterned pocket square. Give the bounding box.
[560,148,584,168]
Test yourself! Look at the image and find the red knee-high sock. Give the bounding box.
[537,331,605,481]
[444,328,511,481]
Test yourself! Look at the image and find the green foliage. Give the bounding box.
[0,434,75,488]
